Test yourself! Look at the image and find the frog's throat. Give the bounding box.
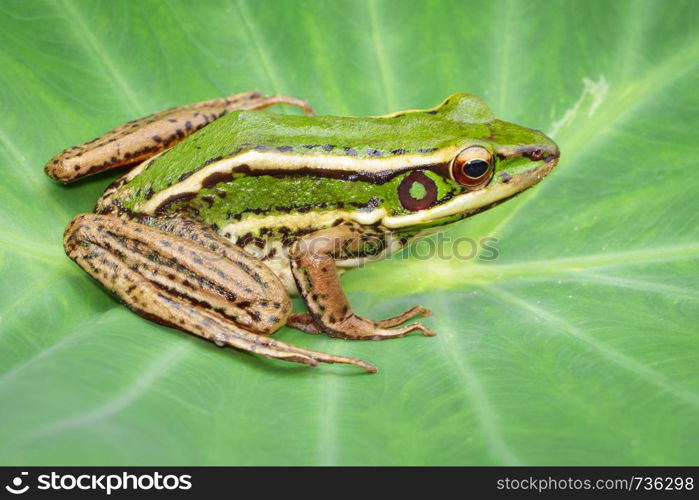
[381,157,558,229]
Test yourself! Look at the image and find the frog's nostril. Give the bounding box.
[529,148,545,161]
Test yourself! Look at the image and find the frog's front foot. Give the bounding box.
[290,224,436,341]
[326,309,436,340]
[288,306,436,339]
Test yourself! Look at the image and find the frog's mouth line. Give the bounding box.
[381,157,559,229]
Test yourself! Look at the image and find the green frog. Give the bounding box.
[45,90,559,373]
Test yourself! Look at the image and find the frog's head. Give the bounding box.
[380,93,559,230]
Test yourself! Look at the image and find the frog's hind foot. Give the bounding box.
[63,213,375,373]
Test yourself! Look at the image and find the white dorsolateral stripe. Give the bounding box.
[136,148,555,232]
[124,151,165,182]
[219,208,388,240]
[137,147,463,214]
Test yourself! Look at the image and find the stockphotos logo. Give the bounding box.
[4,471,192,495]
[5,472,29,494]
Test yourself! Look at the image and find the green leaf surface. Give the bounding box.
[1,0,698,465]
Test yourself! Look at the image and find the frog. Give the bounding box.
[45,89,559,373]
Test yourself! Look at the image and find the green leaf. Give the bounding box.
[1,0,698,465]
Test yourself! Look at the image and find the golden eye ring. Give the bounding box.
[450,146,494,189]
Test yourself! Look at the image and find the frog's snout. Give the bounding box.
[544,142,561,163]
[536,141,560,178]
[527,137,560,164]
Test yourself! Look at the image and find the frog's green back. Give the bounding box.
[100,93,557,238]
[122,94,494,195]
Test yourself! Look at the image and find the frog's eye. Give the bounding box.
[451,146,494,189]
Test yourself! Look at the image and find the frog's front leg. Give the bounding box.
[287,306,432,334]
[45,90,314,183]
[289,224,436,340]
[63,214,376,372]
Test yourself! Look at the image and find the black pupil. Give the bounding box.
[464,159,489,178]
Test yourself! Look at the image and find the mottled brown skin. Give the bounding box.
[55,92,433,372]
[64,213,377,371]
[45,91,313,183]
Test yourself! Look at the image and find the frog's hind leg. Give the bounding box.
[45,90,314,183]
[62,214,376,372]
[290,224,436,340]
